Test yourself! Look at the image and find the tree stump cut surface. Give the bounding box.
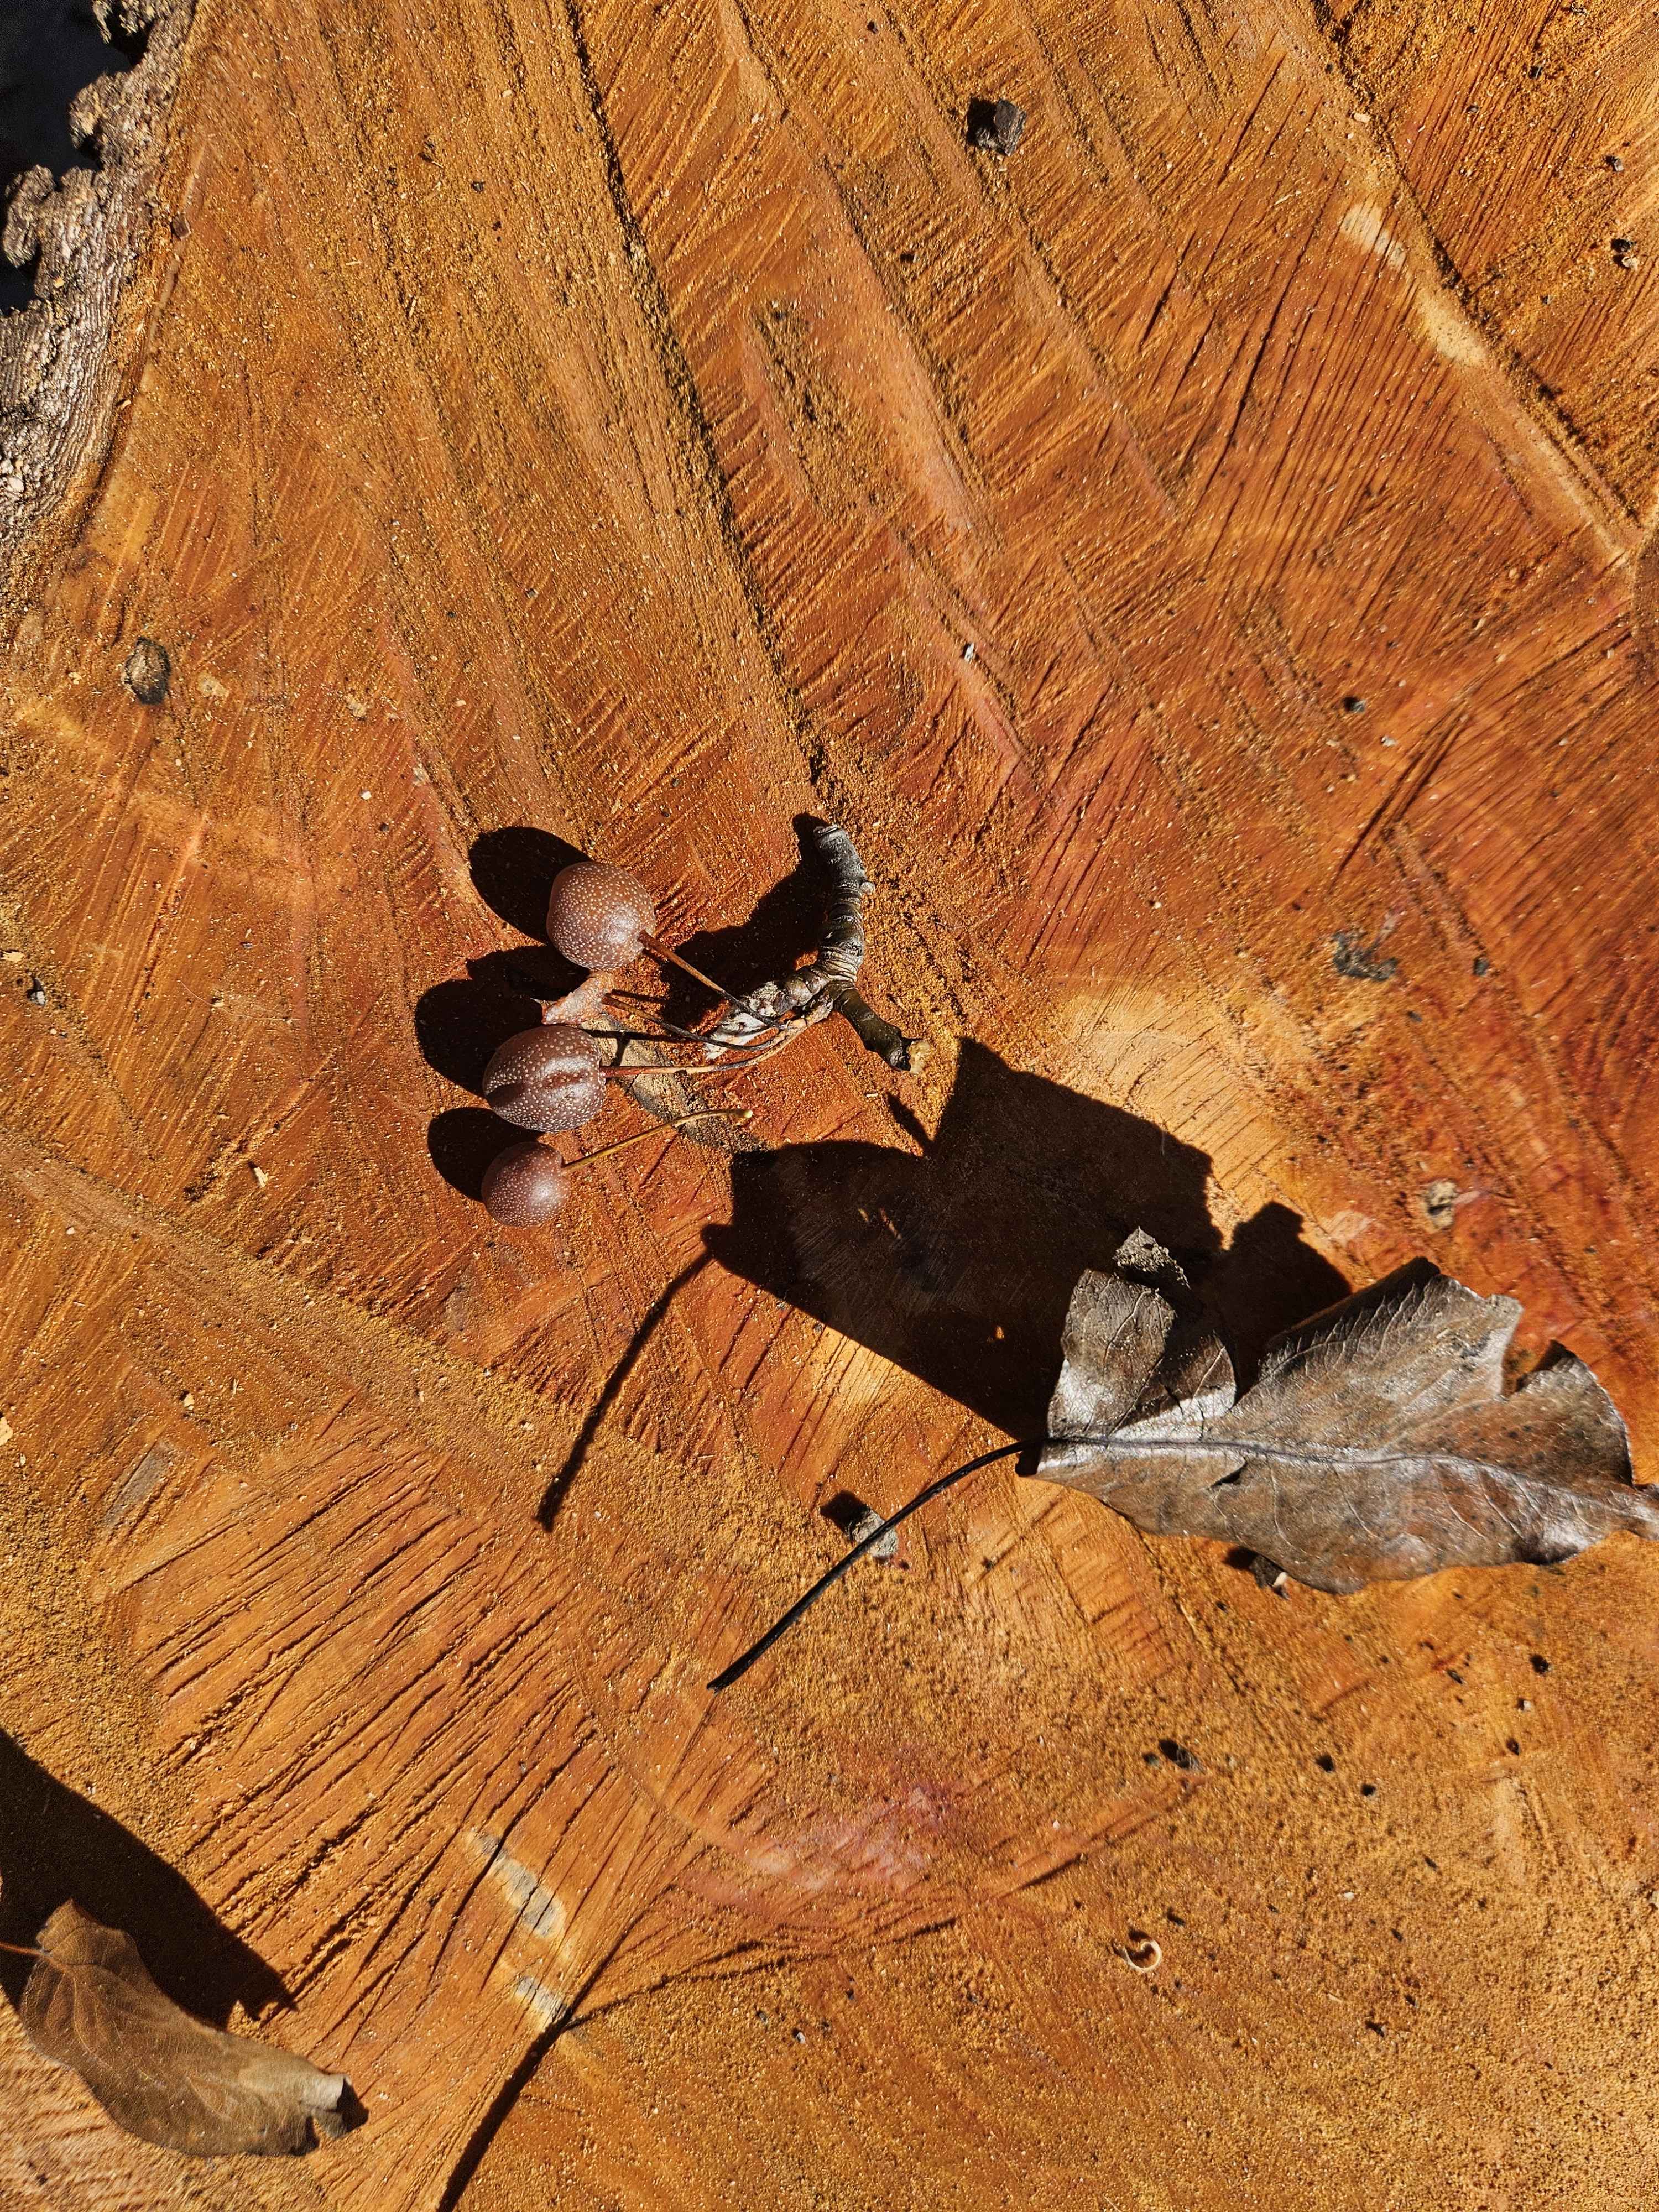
[2,0,1658,2206]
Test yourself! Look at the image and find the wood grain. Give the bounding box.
[1,0,1657,2204]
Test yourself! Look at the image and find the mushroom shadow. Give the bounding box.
[427,1105,525,1202]
[654,813,824,1032]
[0,1729,289,2023]
[414,942,599,1092]
[418,827,597,1194]
[468,826,586,941]
[705,1039,1349,1438]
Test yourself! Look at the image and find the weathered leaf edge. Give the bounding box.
[18,1901,363,2159]
[1032,1236,1656,1592]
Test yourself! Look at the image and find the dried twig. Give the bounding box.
[508,824,918,1145]
[702,822,922,1071]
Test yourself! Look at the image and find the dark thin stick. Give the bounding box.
[503,978,788,1050]
[707,1439,1039,1692]
[699,821,922,1070]
[591,1012,795,1048]
[583,1024,703,1045]
[599,1062,742,1082]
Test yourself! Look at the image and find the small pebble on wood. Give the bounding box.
[847,1507,900,1561]
[1331,929,1397,983]
[828,1497,900,1562]
[123,637,171,705]
[1422,1178,1459,1230]
[827,1495,902,1566]
[967,97,1026,155]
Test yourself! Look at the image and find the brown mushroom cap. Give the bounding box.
[482,1022,606,1132]
[481,1141,568,1225]
[546,860,656,970]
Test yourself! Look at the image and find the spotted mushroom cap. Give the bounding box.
[546,860,656,970]
[481,1141,568,1225]
[482,1022,606,1132]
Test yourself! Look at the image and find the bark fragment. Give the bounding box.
[0,0,195,611]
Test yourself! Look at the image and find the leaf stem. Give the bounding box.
[1054,1434,1544,1475]
[707,1439,1040,1692]
[0,1939,45,1960]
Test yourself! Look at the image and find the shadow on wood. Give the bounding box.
[655,813,824,1030]
[536,1251,713,1525]
[468,825,585,943]
[0,1730,289,2025]
[426,1104,526,1202]
[419,827,595,1197]
[706,1040,1349,1438]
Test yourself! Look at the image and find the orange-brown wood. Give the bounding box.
[2,0,1658,2204]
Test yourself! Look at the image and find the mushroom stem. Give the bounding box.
[599,1061,743,1081]
[641,934,747,1005]
[570,1107,752,1167]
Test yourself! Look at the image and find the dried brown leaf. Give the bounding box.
[19,1902,359,2157]
[1036,1235,1656,1592]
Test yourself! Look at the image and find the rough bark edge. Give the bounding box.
[0,0,196,613]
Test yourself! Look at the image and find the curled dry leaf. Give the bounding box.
[19,1902,359,2157]
[1036,1231,1655,1593]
